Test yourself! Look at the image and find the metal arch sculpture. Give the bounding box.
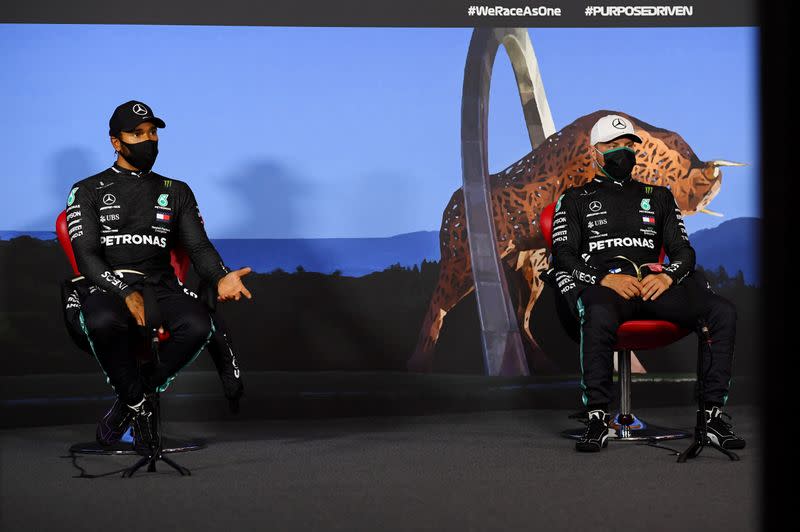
[461,27,556,376]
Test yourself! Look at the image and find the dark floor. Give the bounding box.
[0,406,759,532]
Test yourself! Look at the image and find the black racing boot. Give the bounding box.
[576,409,610,452]
[130,395,159,455]
[95,398,134,446]
[206,322,244,412]
[704,406,746,449]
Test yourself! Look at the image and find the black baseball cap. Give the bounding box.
[109,100,166,136]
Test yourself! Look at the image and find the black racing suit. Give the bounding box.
[545,175,737,408]
[66,164,231,405]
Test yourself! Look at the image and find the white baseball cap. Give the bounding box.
[590,114,643,146]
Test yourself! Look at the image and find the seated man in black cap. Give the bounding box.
[65,100,253,450]
[546,113,745,453]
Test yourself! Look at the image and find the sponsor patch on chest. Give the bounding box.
[588,237,655,252]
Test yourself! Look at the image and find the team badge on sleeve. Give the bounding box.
[67,187,79,206]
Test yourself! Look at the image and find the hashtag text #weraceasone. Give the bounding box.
[467,5,562,16]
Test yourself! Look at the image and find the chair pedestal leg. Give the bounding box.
[161,454,192,475]
[121,450,191,477]
[68,393,204,477]
[563,349,691,442]
[120,393,192,478]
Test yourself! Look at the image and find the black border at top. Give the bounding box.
[1,0,756,27]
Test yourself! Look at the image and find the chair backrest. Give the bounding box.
[540,202,556,249]
[539,201,666,262]
[56,210,191,281]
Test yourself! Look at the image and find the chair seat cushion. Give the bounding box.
[614,320,691,350]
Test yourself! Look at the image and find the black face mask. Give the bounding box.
[596,146,636,181]
[120,139,158,172]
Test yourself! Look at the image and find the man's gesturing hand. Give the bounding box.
[217,267,253,302]
[600,274,642,300]
[125,291,146,326]
[640,273,673,301]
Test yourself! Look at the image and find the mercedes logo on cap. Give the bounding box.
[132,103,149,116]
[102,193,117,206]
[612,118,627,129]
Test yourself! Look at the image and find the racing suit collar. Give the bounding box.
[110,163,151,178]
[592,173,630,188]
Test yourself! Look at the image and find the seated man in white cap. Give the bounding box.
[548,114,744,452]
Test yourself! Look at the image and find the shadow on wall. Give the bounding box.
[221,159,302,239]
[23,147,99,232]
[220,159,445,239]
[216,158,331,273]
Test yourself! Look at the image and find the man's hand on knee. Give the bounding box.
[640,273,673,301]
[124,291,146,326]
[600,274,642,300]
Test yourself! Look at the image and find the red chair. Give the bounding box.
[56,210,203,476]
[540,201,691,441]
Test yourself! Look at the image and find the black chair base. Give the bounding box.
[121,448,193,477]
[69,436,206,478]
[562,412,691,442]
[69,436,206,456]
[70,391,205,477]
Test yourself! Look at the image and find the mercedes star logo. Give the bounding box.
[102,193,117,206]
[132,103,148,116]
[612,118,627,129]
[589,200,602,212]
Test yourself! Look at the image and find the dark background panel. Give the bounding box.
[1,236,761,379]
[0,0,756,27]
